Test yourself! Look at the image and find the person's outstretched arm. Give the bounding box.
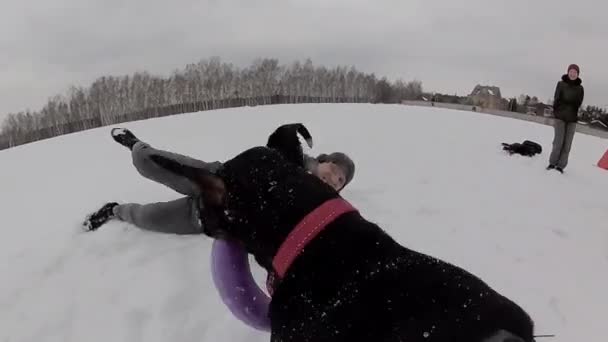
[266,123,314,168]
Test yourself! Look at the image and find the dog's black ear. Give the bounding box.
[150,155,226,207]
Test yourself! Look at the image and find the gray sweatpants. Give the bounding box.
[549,119,577,169]
[113,141,222,235]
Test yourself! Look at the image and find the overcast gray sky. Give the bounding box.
[1,0,606,121]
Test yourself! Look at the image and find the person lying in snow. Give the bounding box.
[83,123,356,233]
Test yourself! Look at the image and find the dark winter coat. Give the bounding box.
[553,75,584,123]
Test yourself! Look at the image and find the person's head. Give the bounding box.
[315,152,355,192]
[567,64,580,80]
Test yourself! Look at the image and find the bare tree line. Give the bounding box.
[0,57,423,150]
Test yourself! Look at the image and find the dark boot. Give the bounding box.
[546,164,555,170]
[83,202,119,231]
[111,128,140,150]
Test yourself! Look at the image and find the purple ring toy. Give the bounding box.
[211,238,272,332]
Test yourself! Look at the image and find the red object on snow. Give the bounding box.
[597,149,608,170]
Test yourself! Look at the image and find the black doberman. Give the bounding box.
[153,124,535,342]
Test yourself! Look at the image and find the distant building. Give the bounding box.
[540,103,553,117]
[468,85,506,110]
[525,102,553,116]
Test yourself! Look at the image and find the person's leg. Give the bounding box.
[556,122,577,170]
[83,197,205,234]
[84,196,203,234]
[112,197,203,235]
[113,128,222,196]
[130,141,222,196]
[548,119,566,167]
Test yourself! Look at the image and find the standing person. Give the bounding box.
[547,64,585,173]
[83,123,355,233]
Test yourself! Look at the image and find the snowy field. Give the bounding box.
[1,104,607,342]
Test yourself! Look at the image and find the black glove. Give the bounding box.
[266,123,313,167]
[267,123,313,148]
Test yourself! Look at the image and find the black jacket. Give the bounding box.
[553,75,584,123]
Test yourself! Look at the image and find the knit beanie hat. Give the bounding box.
[317,152,355,189]
[567,64,580,75]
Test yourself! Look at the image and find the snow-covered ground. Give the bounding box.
[1,104,607,342]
